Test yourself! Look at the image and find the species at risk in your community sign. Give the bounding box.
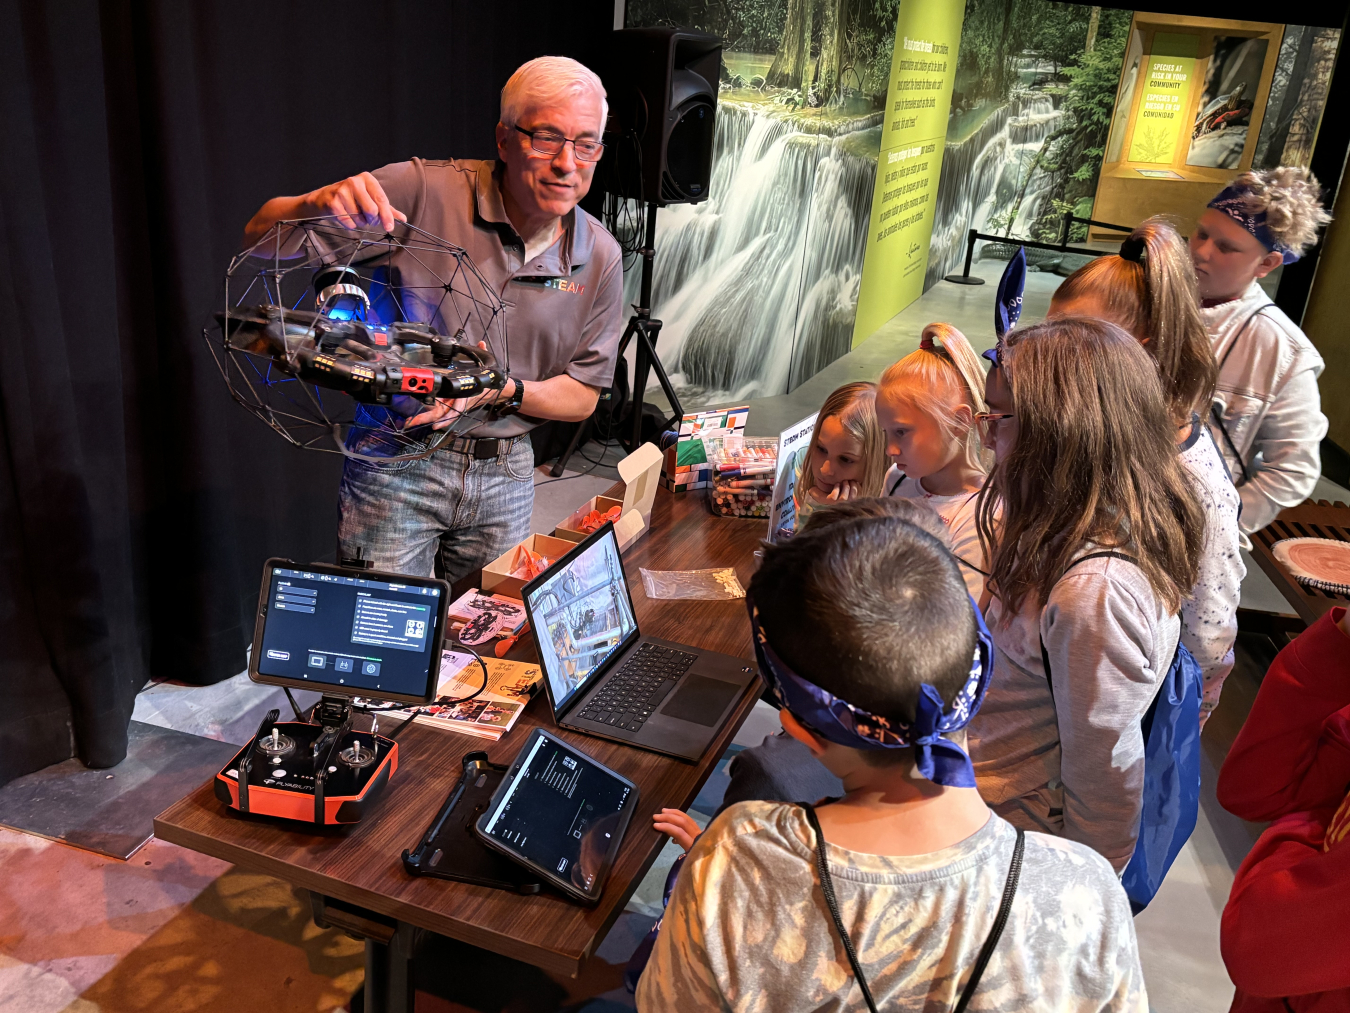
[1128,33,1198,164]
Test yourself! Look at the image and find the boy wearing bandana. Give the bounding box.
[1190,168,1332,536]
[636,517,1146,1012]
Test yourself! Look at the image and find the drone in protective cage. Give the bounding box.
[207,217,509,465]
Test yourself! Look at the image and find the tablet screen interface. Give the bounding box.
[481,732,634,897]
[256,566,443,700]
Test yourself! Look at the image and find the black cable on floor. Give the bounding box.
[535,438,622,487]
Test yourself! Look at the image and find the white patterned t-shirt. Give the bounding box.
[637,801,1148,1013]
[887,469,987,601]
[1176,418,1244,726]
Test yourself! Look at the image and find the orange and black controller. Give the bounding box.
[215,698,397,825]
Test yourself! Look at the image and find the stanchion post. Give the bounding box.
[944,228,986,286]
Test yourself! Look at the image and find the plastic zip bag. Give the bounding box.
[639,567,745,600]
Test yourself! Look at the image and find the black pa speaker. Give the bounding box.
[599,28,722,206]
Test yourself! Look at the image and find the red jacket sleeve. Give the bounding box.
[1217,607,1350,822]
[1221,807,1350,997]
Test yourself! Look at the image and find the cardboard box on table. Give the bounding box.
[481,534,575,600]
[553,444,662,551]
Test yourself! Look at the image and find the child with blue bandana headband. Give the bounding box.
[1191,167,1331,536]
[636,516,1147,1013]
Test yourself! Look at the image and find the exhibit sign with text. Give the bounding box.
[767,412,818,542]
[1127,33,1198,163]
[852,0,965,345]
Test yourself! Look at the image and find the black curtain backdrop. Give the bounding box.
[0,0,614,786]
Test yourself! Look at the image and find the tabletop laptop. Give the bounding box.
[520,522,759,762]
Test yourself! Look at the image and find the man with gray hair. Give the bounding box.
[243,56,622,580]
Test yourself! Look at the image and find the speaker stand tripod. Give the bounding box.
[550,203,685,475]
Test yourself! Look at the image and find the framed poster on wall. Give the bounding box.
[1092,16,1283,241]
[1127,33,1199,164]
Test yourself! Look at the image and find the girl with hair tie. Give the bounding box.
[876,323,990,601]
[1049,218,1242,726]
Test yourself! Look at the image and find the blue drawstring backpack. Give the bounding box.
[1120,641,1202,912]
[1040,550,1203,914]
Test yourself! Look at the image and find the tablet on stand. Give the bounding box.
[214,557,451,825]
[474,728,640,904]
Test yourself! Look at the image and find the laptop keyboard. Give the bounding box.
[578,643,696,733]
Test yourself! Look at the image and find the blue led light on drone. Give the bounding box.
[323,301,359,322]
[313,267,371,322]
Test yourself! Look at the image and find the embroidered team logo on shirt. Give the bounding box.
[542,278,585,294]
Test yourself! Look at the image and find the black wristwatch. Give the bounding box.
[492,377,524,417]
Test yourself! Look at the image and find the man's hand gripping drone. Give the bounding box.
[207,217,508,464]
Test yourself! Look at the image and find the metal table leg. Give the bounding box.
[363,922,416,1013]
[310,893,419,1013]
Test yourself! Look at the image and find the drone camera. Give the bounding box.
[313,265,371,322]
[399,369,436,395]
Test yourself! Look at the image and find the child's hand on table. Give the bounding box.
[653,808,701,852]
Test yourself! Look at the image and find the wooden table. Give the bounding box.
[1249,497,1350,626]
[153,487,765,1012]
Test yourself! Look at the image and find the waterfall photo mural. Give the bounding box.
[625,0,905,405]
[624,0,1139,407]
[926,2,1135,285]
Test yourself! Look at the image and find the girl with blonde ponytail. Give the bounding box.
[1051,216,1216,424]
[1050,218,1240,728]
[877,323,990,600]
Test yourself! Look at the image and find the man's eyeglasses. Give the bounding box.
[974,412,1015,440]
[514,125,605,162]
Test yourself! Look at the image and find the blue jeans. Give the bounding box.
[337,434,535,582]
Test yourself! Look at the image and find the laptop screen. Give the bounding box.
[523,525,639,715]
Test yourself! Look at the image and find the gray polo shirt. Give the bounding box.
[371,158,624,437]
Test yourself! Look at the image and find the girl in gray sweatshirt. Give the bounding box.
[969,318,1205,871]
[1046,218,1243,727]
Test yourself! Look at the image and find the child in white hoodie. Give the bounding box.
[1190,167,1331,535]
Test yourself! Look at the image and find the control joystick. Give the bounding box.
[216,695,398,825]
[256,727,295,760]
[339,739,378,769]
